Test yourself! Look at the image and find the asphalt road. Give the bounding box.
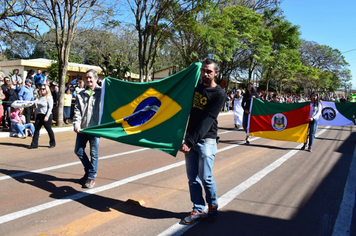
[0,113,355,236]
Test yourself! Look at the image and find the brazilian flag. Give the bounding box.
[81,62,202,156]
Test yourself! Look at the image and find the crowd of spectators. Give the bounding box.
[0,66,352,137]
[0,68,84,140]
[222,86,351,112]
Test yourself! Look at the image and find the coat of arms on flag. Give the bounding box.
[318,101,356,126]
[271,113,287,131]
[248,99,310,143]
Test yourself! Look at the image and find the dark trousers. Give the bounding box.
[52,106,58,123]
[2,106,11,127]
[23,106,32,124]
[31,114,56,147]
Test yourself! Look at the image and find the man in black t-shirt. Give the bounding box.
[179,58,225,225]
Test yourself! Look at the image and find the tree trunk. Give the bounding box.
[57,60,68,127]
[56,38,72,127]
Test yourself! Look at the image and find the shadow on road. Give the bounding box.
[0,126,355,235]
[0,142,29,148]
[0,169,186,221]
[184,126,356,236]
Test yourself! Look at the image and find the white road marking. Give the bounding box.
[157,127,332,236]
[157,145,304,236]
[332,143,356,236]
[0,127,73,138]
[0,148,148,181]
[0,131,240,224]
[0,161,184,224]
[0,130,233,181]
[5,124,352,236]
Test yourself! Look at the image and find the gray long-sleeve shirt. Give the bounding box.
[36,96,53,120]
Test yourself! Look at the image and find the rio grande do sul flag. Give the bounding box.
[318,101,356,126]
[248,99,310,143]
[81,62,202,156]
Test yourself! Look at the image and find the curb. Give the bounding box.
[0,126,73,138]
[0,112,233,138]
[219,111,234,116]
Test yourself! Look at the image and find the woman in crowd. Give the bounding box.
[2,77,18,129]
[242,83,259,144]
[233,89,243,129]
[228,91,235,110]
[26,69,35,86]
[0,88,5,127]
[10,107,34,138]
[29,84,56,149]
[301,92,321,152]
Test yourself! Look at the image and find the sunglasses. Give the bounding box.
[41,88,46,91]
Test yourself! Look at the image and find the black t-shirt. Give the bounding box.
[185,81,226,147]
[242,91,260,111]
[1,84,7,94]
[1,85,18,105]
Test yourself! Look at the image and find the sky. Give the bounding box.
[280,0,356,89]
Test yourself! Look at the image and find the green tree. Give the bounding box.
[298,40,351,93]
[30,43,48,59]
[260,10,302,94]
[127,0,206,81]
[0,0,116,127]
[234,15,272,84]
[167,1,216,67]
[293,65,319,95]
[168,3,269,87]
[216,5,271,85]
[47,61,69,83]
[220,0,283,12]
[2,34,38,59]
[70,26,138,79]
[152,41,183,75]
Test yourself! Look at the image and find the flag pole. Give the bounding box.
[247,97,254,137]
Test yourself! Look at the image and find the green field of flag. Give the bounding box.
[81,63,202,156]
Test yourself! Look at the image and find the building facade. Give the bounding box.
[0,58,104,83]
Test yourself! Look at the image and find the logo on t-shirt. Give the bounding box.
[192,91,207,110]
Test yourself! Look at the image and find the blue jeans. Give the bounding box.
[185,138,218,212]
[225,101,230,111]
[305,119,318,147]
[14,123,35,136]
[74,132,100,180]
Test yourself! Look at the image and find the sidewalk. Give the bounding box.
[0,126,73,138]
[0,111,233,138]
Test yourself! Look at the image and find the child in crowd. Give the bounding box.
[63,88,73,124]
[10,107,34,138]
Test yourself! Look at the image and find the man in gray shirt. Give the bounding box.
[11,69,22,92]
[73,69,101,189]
